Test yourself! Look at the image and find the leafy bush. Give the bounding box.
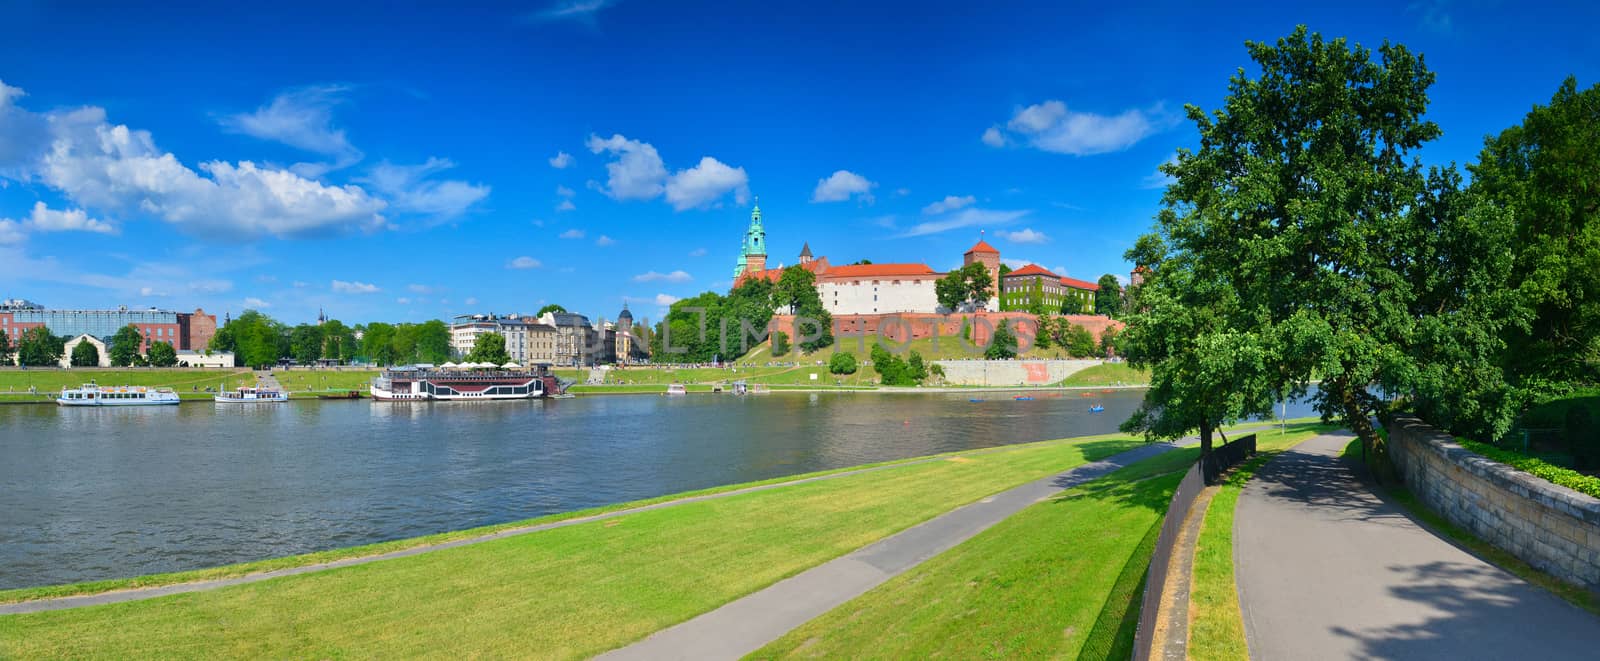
[828,351,857,375]
[985,324,1018,360]
[771,331,790,357]
[1457,438,1600,500]
[870,344,921,386]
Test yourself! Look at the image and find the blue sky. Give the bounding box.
[1,0,1596,327]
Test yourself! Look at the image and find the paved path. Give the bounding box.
[1235,433,1600,660]
[597,442,1178,661]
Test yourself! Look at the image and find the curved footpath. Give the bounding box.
[1235,433,1600,660]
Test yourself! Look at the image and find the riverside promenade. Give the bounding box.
[1234,434,1600,659]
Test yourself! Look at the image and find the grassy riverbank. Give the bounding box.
[0,432,1156,658]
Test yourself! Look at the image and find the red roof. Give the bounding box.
[823,263,938,278]
[964,239,999,255]
[1003,264,1060,279]
[1060,276,1100,291]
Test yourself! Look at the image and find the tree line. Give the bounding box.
[208,310,453,368]
[1122,26,1600,460]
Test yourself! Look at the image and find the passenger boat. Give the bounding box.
[215,386,289,403]
[369,364,562,401]
[666,383,688,395]
[1089,404,1105,413]
[57,383,180,407]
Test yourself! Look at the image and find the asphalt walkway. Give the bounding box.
[596,442,1178,661]
[1234,433,1600,660]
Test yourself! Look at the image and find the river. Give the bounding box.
[0,390,1319,590]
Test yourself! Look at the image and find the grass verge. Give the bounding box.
[748,446,1200,660]
[1055,361,1149,388]
[1339,439,1600,619]
[0,435,1163,658]
[1187,424,1327,661]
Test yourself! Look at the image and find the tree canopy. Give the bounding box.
[70,340,100,367]
[1094,274,1123,317]
[0,329,11,364]
[16,327,62,367]
[537,304,567,317]
[466,332,511,365]
[936,263,994,312]
[109,325,144,367]
[147,341,178,367]
[1119,26,1520,455]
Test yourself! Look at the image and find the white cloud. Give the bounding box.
[633,270,692,283]
[811,170,875,203]
[139,286,168,297]
[987,100,1173,156]
[292,280,308,288]
[218,85,362,174]
[9,201,117,234]
[557,199,576,212]
[527,0,615,23]
[981,126,1006,147]
[243,296,271,308]
[331,279,380,294]
[408,283,439,294]
[559,228,585,239]
[654,293,680,306]
[893,188,911,197]
[361,157,489,220]
[465,297,478,306]
[556,185,576,197]
[921,195,975,215]
[688,247,707,257]
[1001,258,1032,270]
[596,235,616,246]
[549,151,575,169]
[900,207,1029,237]
[665,157,749,210]
[586,133,667,201]
[396,297,411,305]
[507,256,542,269]
[998,228,1050,244]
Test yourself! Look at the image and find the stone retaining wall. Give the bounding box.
[930,359,1100,386]
[1388,414,1600,591]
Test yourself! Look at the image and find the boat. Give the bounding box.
[369,364,561,401]
[969,398,984,403]
[1089,404,1105,413]
[57,383,180,407]
[215,386,289,403]
[1014,395,1034,401]
[316,390,363,400]
[666,384,688,395]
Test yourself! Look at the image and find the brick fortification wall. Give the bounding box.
[1388,414,1600,591]
[768,312,1124,355]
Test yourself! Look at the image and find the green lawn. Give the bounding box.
[749,446,1201,660]
[0,369,253,395]
[0,433,1155,659]
[1055,361,1148,387]
[271,370,380,393]
[1188,424,1327,661]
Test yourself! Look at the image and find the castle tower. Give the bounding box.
[963,232,1001,312]
[798,242,812,266]
[733,201,767,278]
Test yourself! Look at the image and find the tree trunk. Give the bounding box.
[1199,423,1214,457]
[1339,385,1378,458]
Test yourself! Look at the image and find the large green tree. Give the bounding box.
[290,324,324,365]
[319,319,356,362]
[0,329,11,364]
[1471,77,1600,387]
[725,278,777,355]
[935,263,994,312]
[109,325,144,367]
[536,303,567,317]
[466,332,511,365]
[70,340,100,367]
[16,327,63,367]
[773,266,832,352]
[362,322,398,365]
[1122,27,1492,457]
[414,320,452,364]
[212,310,287,367]
[147,340,178,367]
[1094,274,1123,317]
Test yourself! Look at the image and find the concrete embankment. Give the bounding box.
[932,359,1102,386]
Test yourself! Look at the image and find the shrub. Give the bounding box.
[771,331,790,358]
[1457,438,1600,500]
[828,351,857,375]
[985,324,1018,360]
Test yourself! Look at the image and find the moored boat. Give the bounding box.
[369,364,561,401]
[215,386,289,403]
[666,383,688,395]
[57,383,180,407]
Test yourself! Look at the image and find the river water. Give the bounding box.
[0,390,1318,590]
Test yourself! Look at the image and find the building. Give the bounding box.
[1001,265,1099,313]
[962,238,1001,312]
[175,350,235,368]
[58,334,111,368]
[450,313,563,365]
[613,304,636,364]
[449,315,502,357]
[539,311,599,366]
[525,321,559,365]
[0,300,217,352]
[732,205,968,316]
